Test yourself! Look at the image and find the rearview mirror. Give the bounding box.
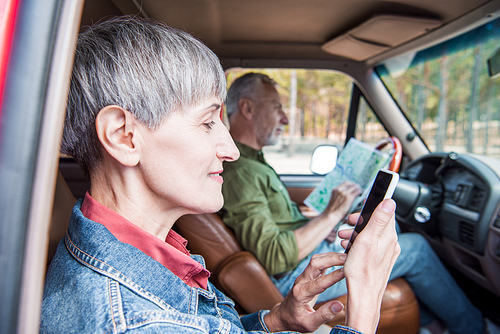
[310,145,338,175]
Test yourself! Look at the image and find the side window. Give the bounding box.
[225,68,353,174]
[355,96,389,146]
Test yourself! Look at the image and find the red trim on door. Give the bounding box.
[0,0,20,119]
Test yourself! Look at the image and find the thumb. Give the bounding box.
[364,199,396,232]
[313,300,345,325]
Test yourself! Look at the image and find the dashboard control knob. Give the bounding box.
[448,152,459,160]
[414,207,431,223]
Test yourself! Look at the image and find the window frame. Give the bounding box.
[0,0,83,332]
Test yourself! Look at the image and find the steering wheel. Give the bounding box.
[375,137,402,172]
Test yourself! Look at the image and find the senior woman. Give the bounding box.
[41,16,400,334]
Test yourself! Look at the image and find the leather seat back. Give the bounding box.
[175,213,242,272]
[175,213,284,313]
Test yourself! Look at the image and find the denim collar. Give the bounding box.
[66,200,217,312]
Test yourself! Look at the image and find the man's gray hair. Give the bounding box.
[226,72,277,117]
[62,16,226,178]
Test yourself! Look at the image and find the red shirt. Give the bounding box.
[81,192,210,289]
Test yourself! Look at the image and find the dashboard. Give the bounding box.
[394,152,500,297]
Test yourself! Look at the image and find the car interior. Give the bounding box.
[1,0,499,333]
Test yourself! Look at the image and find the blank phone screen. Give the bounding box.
[345,171,393,253]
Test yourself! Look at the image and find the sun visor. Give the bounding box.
[321,15,442,61]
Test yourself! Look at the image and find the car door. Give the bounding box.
[0,0,83,332]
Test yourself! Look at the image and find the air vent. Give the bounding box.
[459,221,475,246]
[469,188,486,210]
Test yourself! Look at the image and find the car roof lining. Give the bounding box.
[80,0,495,63]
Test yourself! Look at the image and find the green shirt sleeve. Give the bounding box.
[221,157,308,276]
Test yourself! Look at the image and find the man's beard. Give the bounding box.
[264,128,283,146]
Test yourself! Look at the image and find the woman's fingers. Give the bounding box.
[293,266,345,301]
[295,252,345,283]
[269,260,347,333]
[337,227,354,241]
[295,300,345,333]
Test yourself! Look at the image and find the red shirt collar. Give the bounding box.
[81,192,209,289]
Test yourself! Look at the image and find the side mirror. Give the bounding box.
[310,145,339,175]
[487,47,500,79]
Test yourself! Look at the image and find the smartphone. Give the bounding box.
[344,169,399,253]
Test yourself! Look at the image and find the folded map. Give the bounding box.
[304,137,393,214]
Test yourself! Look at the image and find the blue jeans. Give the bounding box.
[271,232,484,334]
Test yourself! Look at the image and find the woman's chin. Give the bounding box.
[211,200,224,213]
[191,198,224,215]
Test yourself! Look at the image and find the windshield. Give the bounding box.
[376,18,499,158]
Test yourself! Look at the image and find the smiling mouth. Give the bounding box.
[209,171,224,183]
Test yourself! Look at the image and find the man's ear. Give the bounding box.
[238,98,254,121]
[95,105,141,167]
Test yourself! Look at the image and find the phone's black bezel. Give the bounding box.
[344,171,394,253]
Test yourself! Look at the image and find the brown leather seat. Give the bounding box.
[175,213,420,333]
[174,213,284,313]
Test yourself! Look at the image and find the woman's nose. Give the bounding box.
[217,125,240,162]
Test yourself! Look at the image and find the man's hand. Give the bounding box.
[263,252,347,333]
[323,181,362,219]
[325,209,357,243]
[325,227,339,243]
[322,182,361,244]
[294,181,361,262]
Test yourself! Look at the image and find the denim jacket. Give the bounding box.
[41,200,360,334]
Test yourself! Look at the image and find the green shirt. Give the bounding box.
[221,141,309,276]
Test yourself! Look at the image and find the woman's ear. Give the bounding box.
[95,105,141,167]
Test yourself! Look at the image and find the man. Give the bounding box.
[221,72,496,334]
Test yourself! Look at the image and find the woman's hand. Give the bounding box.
[338,199,400,334]
[264,199,399,334]
[263,252,347,333]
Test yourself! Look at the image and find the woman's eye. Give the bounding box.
[204,121,216,129]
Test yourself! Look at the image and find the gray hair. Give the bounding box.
[225,72,277,117]
[62,16,226,178]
